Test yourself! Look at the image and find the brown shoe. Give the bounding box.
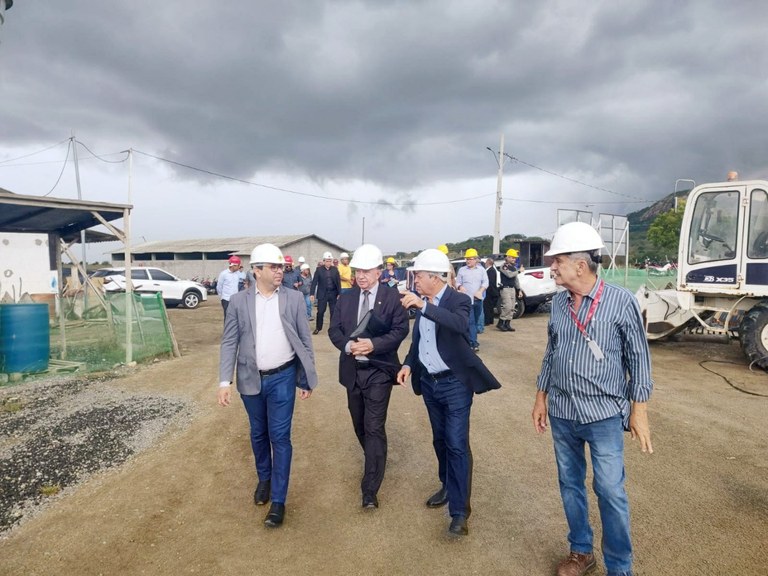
[556,552,596,576]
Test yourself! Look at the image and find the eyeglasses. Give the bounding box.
[265,264,284,271]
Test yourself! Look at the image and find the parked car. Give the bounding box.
[90,267,208,309]
[451,258,556,319]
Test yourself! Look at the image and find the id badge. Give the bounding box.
[587,339,604,361]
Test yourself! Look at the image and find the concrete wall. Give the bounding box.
[0,233,55,300]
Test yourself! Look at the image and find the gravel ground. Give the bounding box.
[0,372,189,534]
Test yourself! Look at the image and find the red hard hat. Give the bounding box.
[284,255,294,264]
[228,255,241,265]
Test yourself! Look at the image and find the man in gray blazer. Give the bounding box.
[218,243,318,529]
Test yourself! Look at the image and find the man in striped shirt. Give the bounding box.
[532,222,653,576]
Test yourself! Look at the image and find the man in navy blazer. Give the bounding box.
[218,243,318,529]
[329,244,409,509]
[397,248,501,537]
[310,251,342,335]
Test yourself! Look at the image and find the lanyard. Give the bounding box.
[568,280,604,341]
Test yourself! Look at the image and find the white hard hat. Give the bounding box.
[300,263,310,271]
[408,248,451,273]
[298,256,306,263]
[545,222,605,256]
[339,252,350,259]
[322,251,333,260]
[349,244,383,270]
[250,243,285,265]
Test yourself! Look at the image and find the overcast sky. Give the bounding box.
[1,1,766,257]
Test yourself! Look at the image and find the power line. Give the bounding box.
[74,140,129,164]
[504,152,646,201]
[42,139,72,197]
[0,138,70,165]
[132,148,495,207]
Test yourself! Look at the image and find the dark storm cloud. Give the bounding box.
[2,0,766,205]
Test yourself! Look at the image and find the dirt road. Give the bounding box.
[1,297,767,575]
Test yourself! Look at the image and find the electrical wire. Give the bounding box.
[42,139,72,197]
[74,140,129,164]
[698,360,768,397]
[503,152,646,202]
[132,148,494,207]
[0,138,70,165]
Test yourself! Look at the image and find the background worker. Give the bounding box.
[483,257,500,327]
[281,255,303,291]
[298,263,313,320]
[310,251,342,335]
[379,257,399,286]
[217,255,242,318]
[397,248,501,537]
[338,252,353,294]
[498,248,519,332]
[329,244,409,509]
[532,222,653,576]
[437,244,456,287]
[455,248,488,352]
[218,243,318,529]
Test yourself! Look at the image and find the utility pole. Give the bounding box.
[492,134,504,255]
[72,134,87,310]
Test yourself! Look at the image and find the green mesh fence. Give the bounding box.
[49,292,175,371]
[601,267,678,293]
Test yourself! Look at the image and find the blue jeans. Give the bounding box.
[240,366,297,504]
[303,294,312,318]
[550,415,633,576]
[420,373,474,519]
[468,298,483,346]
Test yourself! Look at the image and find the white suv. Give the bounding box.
[90,267,208,309]
[451,258,556,319]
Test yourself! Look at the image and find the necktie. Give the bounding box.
[359,290,370,323]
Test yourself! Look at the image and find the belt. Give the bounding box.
[426,369,452,381]
[259,358,296,377]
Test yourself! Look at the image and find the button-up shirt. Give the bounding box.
[217,268,241,301]
[416,284,450,374]
[456,264,489,302]
[255,287,294,371]
[536,278,653,428]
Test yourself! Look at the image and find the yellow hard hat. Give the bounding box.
[437,244,449,255]
[505,248,519,257]
[464,248,479,258]
[386,256,396,264]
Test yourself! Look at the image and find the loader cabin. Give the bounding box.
[681,179,768,290]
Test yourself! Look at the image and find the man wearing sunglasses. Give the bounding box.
[218,243,318,529]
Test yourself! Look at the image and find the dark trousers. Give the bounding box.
[240,366,297,504]
[221,299,229,324]
[420,373,474,519]
[483,294,498,325]
[315,293,338,330]
[347,366,393,497]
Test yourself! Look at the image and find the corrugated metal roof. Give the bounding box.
[0,188,130,242]
[130,234,345,255]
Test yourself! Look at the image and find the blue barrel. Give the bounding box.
[0,303,50,373]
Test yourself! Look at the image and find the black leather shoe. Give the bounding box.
[312,329,321,335]
[426,486,448,508]
[448,515,468,536]
[254,480,271,506]
[264,503,285,528]
[362,494,379,509]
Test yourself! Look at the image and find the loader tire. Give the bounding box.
[739,302,768,370]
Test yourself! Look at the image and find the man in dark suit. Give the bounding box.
[329,244,409,509]
[218,243,318,529]
[310,251,342,335]
[397,248,501,537]
[483,257,500,326]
